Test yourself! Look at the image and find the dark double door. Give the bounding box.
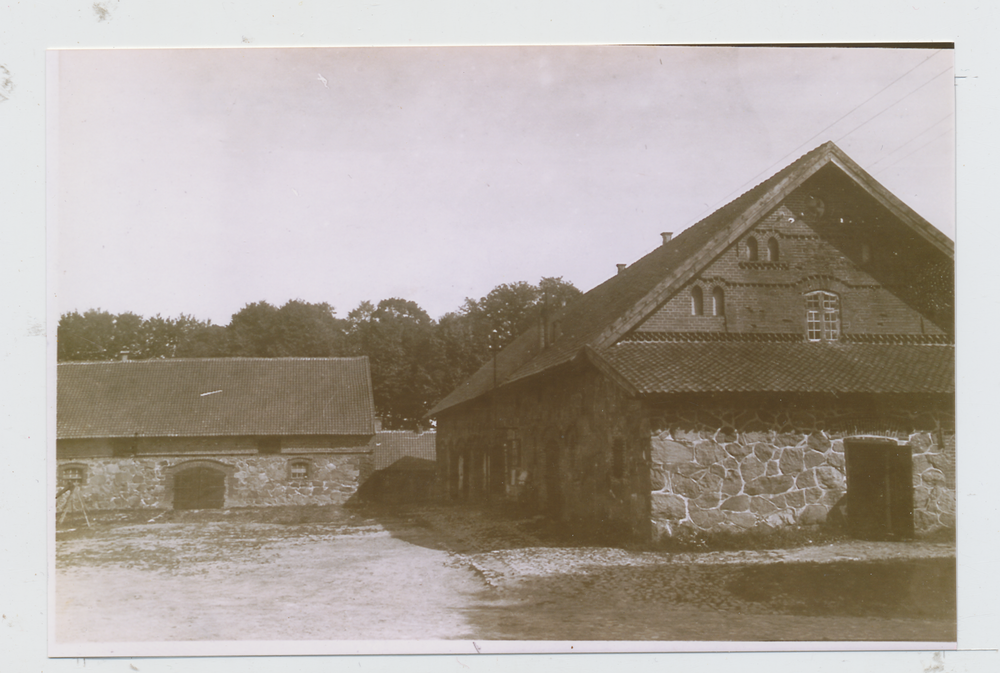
[844,440,914,540]
[173,466,226,510]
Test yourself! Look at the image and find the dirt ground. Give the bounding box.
[54,504,956,644]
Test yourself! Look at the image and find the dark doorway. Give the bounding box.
[487,442,505,499]
[173,466,226,510]
[844,439,914,540]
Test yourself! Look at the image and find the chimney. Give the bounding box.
[616,263,627,275]
[119,350,130,362]
[660,231,673,246]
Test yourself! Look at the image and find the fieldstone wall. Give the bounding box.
[57,453,373,511]
[647,396,955,538]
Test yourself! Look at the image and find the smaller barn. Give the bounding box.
[352,429,438,505]
[56,357,376,510]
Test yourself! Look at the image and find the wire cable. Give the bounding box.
[866,112,953,170]
[691,50,946,222]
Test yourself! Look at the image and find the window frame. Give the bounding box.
[60,464,87,488]
[712,287,725,317]
[287,459,312,481]
[767,237,780,262]
[690,285,704,316]
[805,291,841,342]
[746,237,758,261]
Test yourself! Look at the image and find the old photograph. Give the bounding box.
[49,45,955,654]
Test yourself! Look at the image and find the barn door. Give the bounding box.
[844,439,914,540]
[173,466,226,510]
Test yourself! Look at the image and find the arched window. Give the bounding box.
[691,286,704,316]
[805,291,840,341]
[746,237,758,261]
[712,287,725,317]
[767,237,780,262]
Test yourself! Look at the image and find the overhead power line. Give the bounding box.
[866,112,953,171]
[872,127,953,177]
[706,50,945,212]
[834,65,952,144]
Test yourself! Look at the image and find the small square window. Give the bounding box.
[288,461,310,480]
[61,466,86,488]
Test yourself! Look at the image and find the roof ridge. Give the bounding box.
[428,141,949,417]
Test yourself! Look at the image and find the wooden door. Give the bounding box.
[844,440,914,539]
[173,466,226,510]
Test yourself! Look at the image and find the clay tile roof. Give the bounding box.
[429,142,841,416]
[57,357,376,439]
[600,342,955,395]
[373,430,437,470]
[429,141,956,416]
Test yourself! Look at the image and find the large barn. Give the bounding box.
[429,142,955,542]
[57,357,376,510]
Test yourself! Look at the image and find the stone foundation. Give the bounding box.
[648,398,955,538]
[57,453,374,511]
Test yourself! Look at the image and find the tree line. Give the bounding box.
[57,278,581,429]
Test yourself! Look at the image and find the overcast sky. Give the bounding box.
[52,46,954,325]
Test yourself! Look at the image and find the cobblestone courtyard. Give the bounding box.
[54,505,956,646]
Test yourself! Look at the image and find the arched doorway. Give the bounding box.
[173,465,227,510]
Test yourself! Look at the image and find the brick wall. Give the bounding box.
[636,185,952,338]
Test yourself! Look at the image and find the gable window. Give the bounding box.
[767,237,780,262]
[691,286,704,316]
[806,291,840,342]
[746,237,758,261]
[712,287,725,317]
[288,460,311,480]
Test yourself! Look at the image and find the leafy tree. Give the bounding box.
[57,309,148,361]
[227,301,281,357]
[458,276,582,354]
[174,319,231,358]
[347,298,442,429]
[226,299,345,357]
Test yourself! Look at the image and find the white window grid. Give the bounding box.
[806,291,840,341]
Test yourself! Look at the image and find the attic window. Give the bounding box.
[288,460,311,480]
[806,291,840,342]
[691,286,704,316]
[767,237,780,262]
[712,287,725,317]
[746,237,758,261]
